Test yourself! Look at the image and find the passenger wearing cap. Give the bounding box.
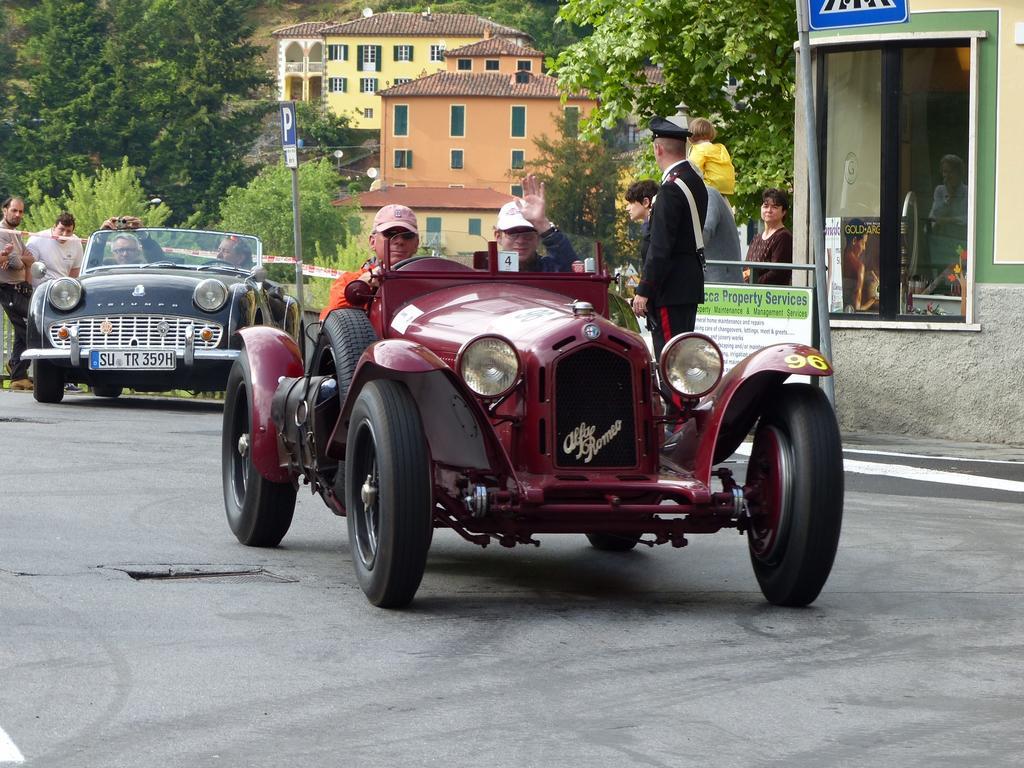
[494,174,578,272]
[319,204,421,320]
[632,114,709,370]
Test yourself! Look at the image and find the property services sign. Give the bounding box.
[808,0,909,31]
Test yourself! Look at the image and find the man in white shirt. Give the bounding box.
[26,211,83,286]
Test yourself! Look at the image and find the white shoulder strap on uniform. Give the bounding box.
[669,167,706,270]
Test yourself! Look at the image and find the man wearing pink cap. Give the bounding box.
[493,174,578,272]
[320,203,421,320]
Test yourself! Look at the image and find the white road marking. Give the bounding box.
[0,727,25,764]
[731,444,1024,493]
[842,447,1024,466]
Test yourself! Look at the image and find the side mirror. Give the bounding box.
[30,261,47,280]
[343,278,374,308]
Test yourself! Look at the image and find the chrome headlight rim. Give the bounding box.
[193,278,229,312]
[48,277,83,312]
[659,332,724,399]
[456,334,522,399]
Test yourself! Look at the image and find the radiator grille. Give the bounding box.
[48,315,223,349]
[554,346,637,468]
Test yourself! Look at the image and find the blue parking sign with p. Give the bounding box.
[808,0,908,31]
[280,102,297,148]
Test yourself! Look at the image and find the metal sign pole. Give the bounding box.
[290,167,304,311]
[795,1,835,406]
[280,102,304,310]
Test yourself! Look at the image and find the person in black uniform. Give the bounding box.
[631,115,709,365]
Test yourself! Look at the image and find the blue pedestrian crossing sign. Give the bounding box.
[808,0,909,31]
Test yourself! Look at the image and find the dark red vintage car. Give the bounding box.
[221,249,843,608]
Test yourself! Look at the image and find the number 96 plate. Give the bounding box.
[89,350,176,370]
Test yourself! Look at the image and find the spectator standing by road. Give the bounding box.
[0,196,33,391]
[631,115,709,365]
[702,185,744,284]
[27,211,83,286]
[493,174,578,273]
[746,188,793,286]
[624,179,659,268]
[687,117,736,200]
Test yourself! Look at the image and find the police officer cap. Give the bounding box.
[649,115,692,140]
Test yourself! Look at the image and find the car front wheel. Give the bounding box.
[33,360,64,403]
[745,383,843,607]
[345,380,432,608]
[221,350,296,547]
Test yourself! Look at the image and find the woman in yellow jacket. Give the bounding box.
[687,117,736,200]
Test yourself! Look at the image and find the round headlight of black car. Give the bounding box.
[457,336,520,398]
[48,277,82,311]
[194,279,228,312]
[660,333,723,399]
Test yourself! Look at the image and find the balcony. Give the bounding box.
[284,61,324,74]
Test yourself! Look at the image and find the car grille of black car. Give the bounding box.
[47,315,224,349]
[554,346,637,468]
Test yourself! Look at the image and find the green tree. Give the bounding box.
[218,159,361,268]
[552,0,797,220]
[24,158,172,234]
[526,113,623,264]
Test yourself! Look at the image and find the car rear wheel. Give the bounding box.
[345,380,432,608]
[586,532,641,551]
[92,384,122,398]
[745,383,843,607]
[33,360,64,403]
[222,350,296,547]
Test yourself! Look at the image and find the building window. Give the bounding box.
[515,71,530,84]
[451,149,464,169]
[327,44,348,61]
[393,44,413,62]
[358,44,380,72]
[327,77,347,93]
[360,77,377,93]
[394,77,412,86]
[450,105,465,137]
[822,43,972,321]
[485,59,500,71]
[510,149,525,170]
[430,44,445,62]
[394,149,413,169]
[363,107,374,119]
[511,105,526,138]
[516,60,533,72]
[468,218,482,236]
[424,217,443,249]
[457,58,472,71]
[393,104,408,136]
[511,184,523,197]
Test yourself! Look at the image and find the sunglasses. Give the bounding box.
[379,229,417,241]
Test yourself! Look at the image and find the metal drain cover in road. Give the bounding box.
[109,565,297,583]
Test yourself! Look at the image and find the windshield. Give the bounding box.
[81,228,262,273]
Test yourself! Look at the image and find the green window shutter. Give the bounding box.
[426,217,442,233]
[468,218,481,236]
[374,45,383,71]
[393,45,400,61]
[407,45,413,62]
[356,45,364,66]
[343,45,349,61]
[450,105,465,137]
[341,77,347,93]
[511,106,526,137]
[406,149,413,169]
[394,105,408,136]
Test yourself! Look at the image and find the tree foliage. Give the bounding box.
[552,0,797,220]
[218,159,361,266]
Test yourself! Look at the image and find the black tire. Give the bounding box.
[33,360,64,404]
[586,532,641,552]
[92,384,122,398]
[222,350,296,547]
[745,383,844,607]
[345,379,432,608]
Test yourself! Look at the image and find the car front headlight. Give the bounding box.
[457,336,520,398]
[660,333,723,398]
[48,278,82,311]
[194,279,228,312]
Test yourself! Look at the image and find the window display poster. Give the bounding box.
[825,217,843,312]
[696,284,814,372]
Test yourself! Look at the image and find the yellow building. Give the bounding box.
[337,186,515,258]
[320,11,531,130]
[272,22,331,103]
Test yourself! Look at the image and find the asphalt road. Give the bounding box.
[2,392,1022,767]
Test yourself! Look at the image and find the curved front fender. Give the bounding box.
[237,326,304,482]
[330,338,515,478]
[678,343,834,484]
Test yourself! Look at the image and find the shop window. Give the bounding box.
[822,42,972,321]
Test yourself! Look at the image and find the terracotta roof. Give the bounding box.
[322,12,527,39]
[336,187,515,211]
[644,65,664,86]
[445,38,544,59]
[380,71,587,100]
[271,22,333,38]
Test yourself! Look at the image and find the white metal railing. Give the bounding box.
[308,62,324,73]
[285,62,304,73]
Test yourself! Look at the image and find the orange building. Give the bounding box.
[378,43,595,195]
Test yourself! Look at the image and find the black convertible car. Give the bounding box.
[23,227,302,403]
